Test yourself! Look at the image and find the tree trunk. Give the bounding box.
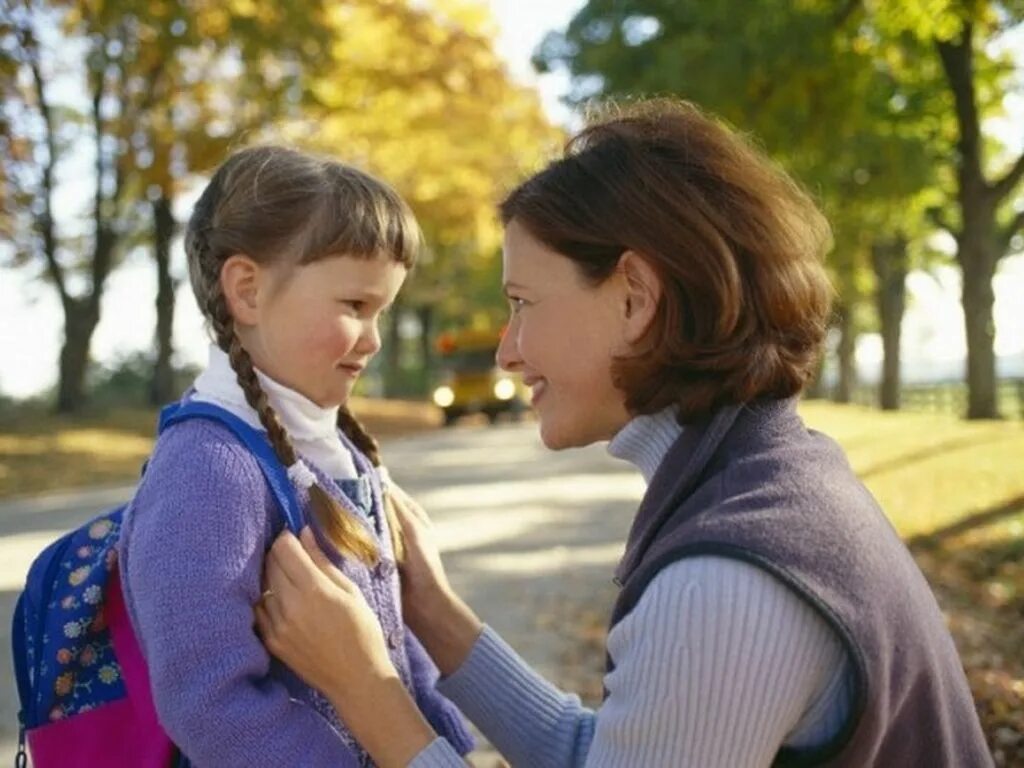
[417,304,434,395]
[804,353,827,400]
[937,26,1010,419]
[56,300,100,413]
[959,229,1000,419]
[872,237,907,411]
[150,193,178,405]
[383,304,403,398]
[833,304,857,404]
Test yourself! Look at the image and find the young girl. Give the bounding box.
[118,146,473,766]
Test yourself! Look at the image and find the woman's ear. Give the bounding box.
[220,254,263,327]
[619,250,662,345]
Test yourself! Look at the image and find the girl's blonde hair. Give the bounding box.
[185,145,419,564]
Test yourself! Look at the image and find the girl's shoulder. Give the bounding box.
[138,416,275,512]
[124,415,281,551]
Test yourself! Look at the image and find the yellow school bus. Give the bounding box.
[431,328,527,426]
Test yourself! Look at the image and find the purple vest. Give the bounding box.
[609,398,992,767]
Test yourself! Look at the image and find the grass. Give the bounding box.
[0,397,441,499]
[798,401,1024,540]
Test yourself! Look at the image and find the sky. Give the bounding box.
[0,0,1022,399]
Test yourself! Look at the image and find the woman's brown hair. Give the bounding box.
[500,99,834,421]
[185,145,418,564]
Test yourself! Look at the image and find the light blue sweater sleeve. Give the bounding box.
[410,557,852,768]
[408,626,594,768]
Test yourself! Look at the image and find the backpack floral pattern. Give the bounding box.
[32,509,126,723]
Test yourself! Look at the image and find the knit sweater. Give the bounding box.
[119,359,472,766]
[409,407,855,767]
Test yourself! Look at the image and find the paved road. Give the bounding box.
[0,422,644,765]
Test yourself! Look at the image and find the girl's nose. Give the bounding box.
[358,319,382,356]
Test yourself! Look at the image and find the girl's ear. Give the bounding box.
[220,254,263,327]
[619,250,663,345]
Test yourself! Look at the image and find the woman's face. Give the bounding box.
[497,219,633,449]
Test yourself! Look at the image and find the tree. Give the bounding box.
[296,0,561,393]
[1,0,337,410]
[831,1,1022,417]
[118,0,339,404]
[535,0,952,410]
[2,0,135,413]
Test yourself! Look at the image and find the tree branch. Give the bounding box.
[19,14,68,307]
[992,150,1024,203]
[926,205,954,234]
[936,23,986,197]
[1000,208,1024,256]
[89,35,112,312]
[833,0,864,28]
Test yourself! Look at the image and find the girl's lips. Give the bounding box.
[337,363,364,376]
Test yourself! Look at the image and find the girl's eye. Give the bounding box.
[508,297,527,314]
[340,299,365,313]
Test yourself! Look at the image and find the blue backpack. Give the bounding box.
[10,401,304,768]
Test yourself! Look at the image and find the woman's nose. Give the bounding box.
[496,323,521,372]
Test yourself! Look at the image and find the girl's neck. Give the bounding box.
[192,344,358,478]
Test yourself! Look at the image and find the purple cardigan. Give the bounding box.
[119,414,472,767]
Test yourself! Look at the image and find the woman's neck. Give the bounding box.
[607,406,684,484]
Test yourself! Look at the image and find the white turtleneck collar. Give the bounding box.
[607,406,684,485]
[191,344,358,479]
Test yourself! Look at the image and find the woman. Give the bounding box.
[255,100,992,767]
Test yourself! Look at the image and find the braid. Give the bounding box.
[208,283,378,565]
[338,405,405,563]
[182,145,424,568]
[227,332,298,467]
[337,406,381,466]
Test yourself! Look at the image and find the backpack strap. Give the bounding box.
[157,401,304,535]
[11,594,31,723]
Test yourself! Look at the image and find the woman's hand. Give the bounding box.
[386,484,454,614]
[256,528,436,767]
[386,485,484,675]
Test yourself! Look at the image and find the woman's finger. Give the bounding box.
[267,529,320,590]
[391,483,429,524]
[298,526,331,571]
[298,527,355,592]
[254,599,272,640]
[389,489,426,537]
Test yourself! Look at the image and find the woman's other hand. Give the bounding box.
[256,528,436,767]
[387,485,484,675]
[387,484,454,612]
[257,528,393,698]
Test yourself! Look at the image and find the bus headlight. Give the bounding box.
[493,378,516,401]
[432,386,455,408]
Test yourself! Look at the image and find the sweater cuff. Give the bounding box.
[437,625,591,764]
[407,737,464,768]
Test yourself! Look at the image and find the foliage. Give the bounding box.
[292,0,563,326]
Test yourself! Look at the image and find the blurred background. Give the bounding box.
[1,0,1022,765]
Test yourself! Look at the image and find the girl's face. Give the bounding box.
[233,254,407,409]
[497,220,633,449]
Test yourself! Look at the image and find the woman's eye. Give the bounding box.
[508,297,527,314]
